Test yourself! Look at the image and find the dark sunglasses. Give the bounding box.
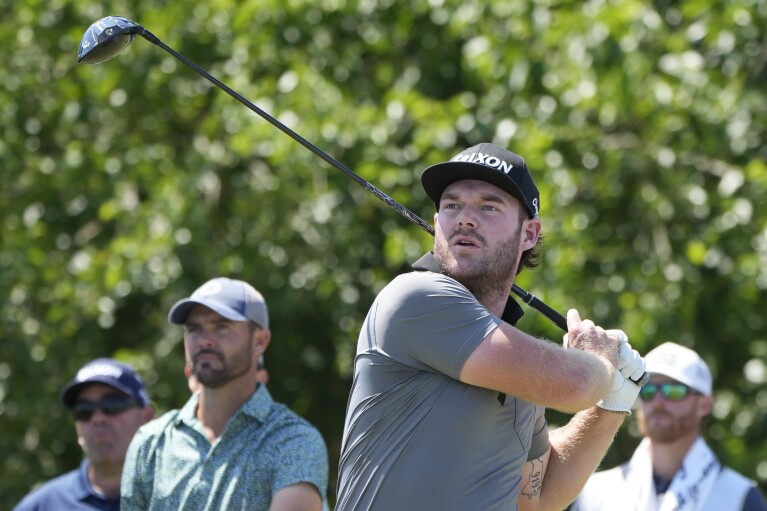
[639,383,696,402]
[72,395,139,421]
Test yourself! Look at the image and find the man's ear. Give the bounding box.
[698,394,713,418]
[253,328,272,357]
[142,405,156,422]
[521,218,541,251]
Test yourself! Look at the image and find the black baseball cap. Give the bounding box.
[421,143,540,218]
[60,358,150,408]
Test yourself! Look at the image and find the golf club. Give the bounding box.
[78,16,648,386]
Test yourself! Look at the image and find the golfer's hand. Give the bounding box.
[606,330,646,381]
[563,309,618,368]
[595,331,646,414]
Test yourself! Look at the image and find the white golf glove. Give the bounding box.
[596,330,646,414]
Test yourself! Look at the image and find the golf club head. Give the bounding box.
[78,16,144,65]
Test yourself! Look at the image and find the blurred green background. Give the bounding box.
[2,0,766,507]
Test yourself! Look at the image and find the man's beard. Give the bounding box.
[192,343,253,389]
[434,226,521,303]
[638,404,701,444]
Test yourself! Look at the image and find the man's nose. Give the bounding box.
[457,206,478,227]
[89,408,110,423]
[197,329,218,347]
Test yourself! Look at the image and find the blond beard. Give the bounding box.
[638,403,702,444]
[434,227,521,304]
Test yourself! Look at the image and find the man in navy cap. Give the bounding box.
[14,358,154,511]
[121,277,329,511]
[336,143,646,511]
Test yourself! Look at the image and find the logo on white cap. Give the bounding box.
[195,280,224,297]
[645,342,712,396]
[78,361,124,381]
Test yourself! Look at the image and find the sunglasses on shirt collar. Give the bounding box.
[639,382,697,402]
[72,395,139,421]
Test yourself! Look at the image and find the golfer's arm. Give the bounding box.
[517,407,626,511]
[460,323,612,413]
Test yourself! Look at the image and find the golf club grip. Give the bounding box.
[510,285,648,386]
[511,285,567,331]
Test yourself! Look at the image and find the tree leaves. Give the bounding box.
[1,0,766,505]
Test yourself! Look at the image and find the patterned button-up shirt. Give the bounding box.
[121,385,328,510]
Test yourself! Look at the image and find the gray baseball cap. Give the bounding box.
[168,277,269,328]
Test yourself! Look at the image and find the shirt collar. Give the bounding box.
[77,459,117,503]
[75,459,93,500]
[175,384,274,427]
[411,252,525,325]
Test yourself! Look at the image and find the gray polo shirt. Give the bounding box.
[336,253,550,511]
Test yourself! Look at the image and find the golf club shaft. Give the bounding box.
[140,29,570,332]
[140,30,433,235]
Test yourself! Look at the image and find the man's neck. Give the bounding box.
[88,461,122,499]
[472,283,516,317]
[649,433,700,480]
[441,261,517,316]
[412,251,523,320]
[196,377,259,443]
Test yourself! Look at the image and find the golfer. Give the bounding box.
[335,143,646,511]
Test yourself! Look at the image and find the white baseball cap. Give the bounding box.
[644,342,712,396]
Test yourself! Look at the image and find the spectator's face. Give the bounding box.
[637,376,712,444]
[74,384,153,467]
[184,305,266,388]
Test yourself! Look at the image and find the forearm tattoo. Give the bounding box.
[520,457,543,499]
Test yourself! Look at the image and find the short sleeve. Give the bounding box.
[527,406,550,461]
[369,271,502,379]
[271,423,329,502]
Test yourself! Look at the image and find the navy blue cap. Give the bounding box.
[60,358,150,408]
[421,143,540,218]
[168,277,269,328]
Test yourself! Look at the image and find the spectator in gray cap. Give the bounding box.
[572,341,767,511]
[121,277,329,511]
[14,358,154,511]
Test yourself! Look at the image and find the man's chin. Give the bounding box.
[443,268,479,285]
[647,425,682,443]
[437,256,479,279]
[87,445,121,462]
[195,370,230,388]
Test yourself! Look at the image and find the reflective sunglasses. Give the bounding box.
[72,395,139,421]
[639,383,696,402]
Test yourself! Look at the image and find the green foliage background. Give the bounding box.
[2,0,766,507]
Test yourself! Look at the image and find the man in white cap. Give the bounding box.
[121,277,329,511]
[572,341,766,511]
